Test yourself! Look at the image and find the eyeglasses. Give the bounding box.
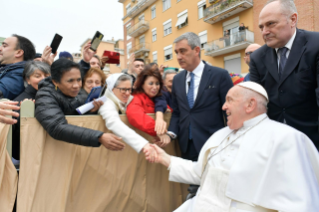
[245,51,253,56]
[114,87,132,94]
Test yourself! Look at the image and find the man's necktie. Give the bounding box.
[278,47,288,79]
[187,72,195,139]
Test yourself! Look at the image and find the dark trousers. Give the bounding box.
[181,139,198,162]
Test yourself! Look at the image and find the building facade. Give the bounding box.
[119,0,318,74]
[80,38,125,74]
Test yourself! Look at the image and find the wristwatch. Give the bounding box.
[166,133,174,141]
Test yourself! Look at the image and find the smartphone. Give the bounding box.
[103,50,120,64]
[85,86,103,103]
[90,31,104,51]
[50,34,63,54]
[164,67,179,72]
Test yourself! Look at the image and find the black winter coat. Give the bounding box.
[35,77,103,147]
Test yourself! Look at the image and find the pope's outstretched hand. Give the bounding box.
[142,143,158,163]
[144,144,171,167]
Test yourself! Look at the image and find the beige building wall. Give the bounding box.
[120,0,317,75]
[120,0,254,74]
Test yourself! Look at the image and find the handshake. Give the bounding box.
[142,143,171,167]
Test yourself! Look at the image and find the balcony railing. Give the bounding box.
[114,48,125,55]
[204,0,253,24]
[127,0,157,18]
[129,43,150,57]
[205,29,254,57]
[127,20,149,38]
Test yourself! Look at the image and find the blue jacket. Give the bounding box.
[0,61,26,99]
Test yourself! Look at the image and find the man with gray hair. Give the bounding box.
[163,32,233,179]
[146,82,319,212]
[250,0,319,147]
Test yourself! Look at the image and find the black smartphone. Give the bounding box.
[90,31,104,51]
[50,34,63,54]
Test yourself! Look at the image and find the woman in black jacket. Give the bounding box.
[35,58,125,150]
[12,61,51,163]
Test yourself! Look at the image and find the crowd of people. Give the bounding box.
[0,0,319,211]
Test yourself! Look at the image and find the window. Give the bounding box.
[198,0,206,19]
[152,28,157,42]
[126,4,131,14]
[176,10,188,29]
[138,14,145,21]
[163,0,171,12]
[152,51,158,63]
[164,45,173,61]
[139,35,145,44]
[224,54,241,74]
[199,30,207,49]
[223,17,239,46]
[151,5,156,19]
[163,19,172,36]
[127,42,132,59]
[126,24,131,40]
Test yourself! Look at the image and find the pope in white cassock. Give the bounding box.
[145,82,319,212]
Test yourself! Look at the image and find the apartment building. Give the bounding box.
[119,0,318,74]
[80,38,125,74]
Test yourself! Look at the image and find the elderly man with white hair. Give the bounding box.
[145,82,319,212]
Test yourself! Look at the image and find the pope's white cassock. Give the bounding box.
[169,113,319,212]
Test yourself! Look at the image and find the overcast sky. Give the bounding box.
[1,0,124,54]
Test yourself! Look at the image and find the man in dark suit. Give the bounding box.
[250,0,319,147]
[162,32,233,162]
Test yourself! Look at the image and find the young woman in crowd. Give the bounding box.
[12,61,51,164]
[126,65,171,147]
[98,73,155,154]
[35,58,125,150]
[82,67,106,94]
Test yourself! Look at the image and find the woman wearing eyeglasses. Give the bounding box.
[98,73,155,154]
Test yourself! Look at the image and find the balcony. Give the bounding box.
[129,43,150,57]
[127,20,149,38]
[114,48,125,55]
[127,0,157,18]
[205,30,254,57]
[204,0,253,24]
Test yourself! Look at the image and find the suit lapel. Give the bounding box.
[262,47,279,83]
[193,64,212,108]
[279,29,307,86]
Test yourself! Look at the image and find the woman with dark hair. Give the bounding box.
[126,65,171,147]
[82,67,106,94]
[35,58,125,150]
[12,61,51,164]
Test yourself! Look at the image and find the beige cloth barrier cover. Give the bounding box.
[18,114,188,212]
[0,123,18,212]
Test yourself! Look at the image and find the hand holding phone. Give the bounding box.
[90,31,104,52]
[103,50,120,64]
[50,34,63,54]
